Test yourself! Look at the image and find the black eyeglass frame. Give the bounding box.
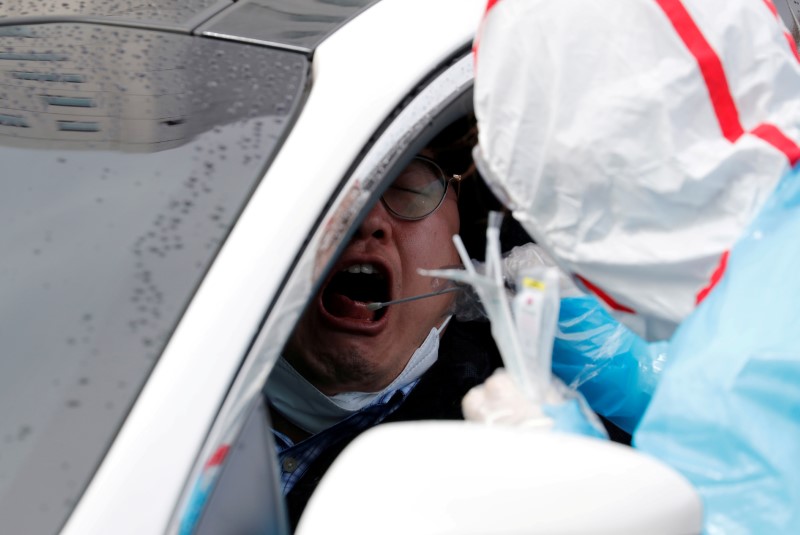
[380,155,462,221]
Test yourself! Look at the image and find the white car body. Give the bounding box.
[9,0,770,532]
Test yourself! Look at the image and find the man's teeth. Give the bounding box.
[343,263,382,276]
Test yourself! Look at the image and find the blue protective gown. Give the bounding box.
[553,165,800,534]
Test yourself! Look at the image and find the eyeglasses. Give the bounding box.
[381,156,462,220]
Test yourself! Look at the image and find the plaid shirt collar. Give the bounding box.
[272,379,418,495]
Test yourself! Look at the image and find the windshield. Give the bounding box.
[0,22,307,533]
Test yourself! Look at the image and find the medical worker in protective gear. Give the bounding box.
[470,0,800,533]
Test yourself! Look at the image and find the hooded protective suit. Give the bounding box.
[473,0,800,532]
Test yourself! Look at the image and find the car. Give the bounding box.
[9,1,792,533]
[0,1,487,533]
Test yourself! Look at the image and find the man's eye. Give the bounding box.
[390,184,428,197]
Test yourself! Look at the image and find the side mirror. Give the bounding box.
[297,421,701,535]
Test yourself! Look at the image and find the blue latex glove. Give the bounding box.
[552,295,668,434]
[543,395,609,440]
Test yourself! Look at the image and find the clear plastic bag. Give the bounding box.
[426,212,606,438]
[451,242,581,322]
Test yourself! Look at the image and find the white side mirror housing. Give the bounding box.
[297,421,701,535]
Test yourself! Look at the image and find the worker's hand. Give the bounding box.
[463,368,608,439]
[462,369,552,429]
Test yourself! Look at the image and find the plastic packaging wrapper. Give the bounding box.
[427,212,607,439]
[427,213,548,400]
[452,242,581,322]
[474,0,800,532]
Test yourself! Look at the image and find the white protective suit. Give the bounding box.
[473,0,800,533]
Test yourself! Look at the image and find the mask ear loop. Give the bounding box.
[450,173,462,198]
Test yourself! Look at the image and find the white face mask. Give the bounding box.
[265,319,449,435]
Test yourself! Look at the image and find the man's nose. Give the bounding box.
[356,200,393,242]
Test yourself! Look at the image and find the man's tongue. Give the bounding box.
[325,292,375,321]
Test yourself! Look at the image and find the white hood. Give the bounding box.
[473,0,800,339]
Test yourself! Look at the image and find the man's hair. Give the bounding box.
[426,114,530,260]
[425,114,479,180]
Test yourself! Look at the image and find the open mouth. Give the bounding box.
[321,263,390,323]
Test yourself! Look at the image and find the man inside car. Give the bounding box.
[264,119,503,527]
